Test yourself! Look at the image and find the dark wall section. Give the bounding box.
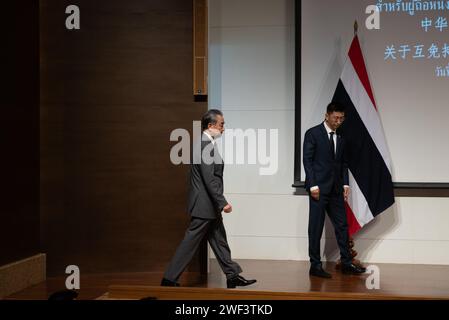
[40,0,207,276]
[0,2,40,266]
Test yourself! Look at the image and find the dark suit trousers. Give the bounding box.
[164,217,242,282]
[308,190,352,268]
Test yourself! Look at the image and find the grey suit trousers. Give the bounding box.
[164,216,242,282]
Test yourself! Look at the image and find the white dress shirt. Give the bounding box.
[203,131,215,145]
[323,121,337,155]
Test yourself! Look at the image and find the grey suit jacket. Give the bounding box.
[187,134,228,219]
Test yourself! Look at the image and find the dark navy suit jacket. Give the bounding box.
[303,122,349,194]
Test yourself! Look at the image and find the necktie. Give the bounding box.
[329,132,335,159]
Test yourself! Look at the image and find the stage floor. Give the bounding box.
[5,260,449,299]
[207,259,449,299]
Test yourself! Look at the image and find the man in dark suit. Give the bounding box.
[303,103,365,278]
[161,109,256,288]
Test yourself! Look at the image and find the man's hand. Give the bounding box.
[223,204,233,213]
[310,188,320,201]
[343,186,350,202]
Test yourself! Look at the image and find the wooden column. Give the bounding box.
[193,0,208,96]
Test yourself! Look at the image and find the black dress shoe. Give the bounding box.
[227,275,257,288]
[342,263,365,275]
[309,266,332,278]
[160,278,180,287]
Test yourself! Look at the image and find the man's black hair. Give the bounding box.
[327,102,346,114]
[201,109,223,131]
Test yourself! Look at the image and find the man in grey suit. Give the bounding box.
[161,109,257,288]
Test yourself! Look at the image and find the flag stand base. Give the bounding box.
[335,236,365,269]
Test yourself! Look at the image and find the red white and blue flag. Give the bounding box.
[333,35,395,236]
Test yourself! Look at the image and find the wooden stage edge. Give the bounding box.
[6,260,449,300]
[106,285,448,300]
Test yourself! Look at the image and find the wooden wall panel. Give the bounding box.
[40,0,207,276]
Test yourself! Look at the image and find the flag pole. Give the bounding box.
[335,20,366,272]
[349,20,365,271]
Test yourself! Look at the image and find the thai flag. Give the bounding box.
[332,35,395,236]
